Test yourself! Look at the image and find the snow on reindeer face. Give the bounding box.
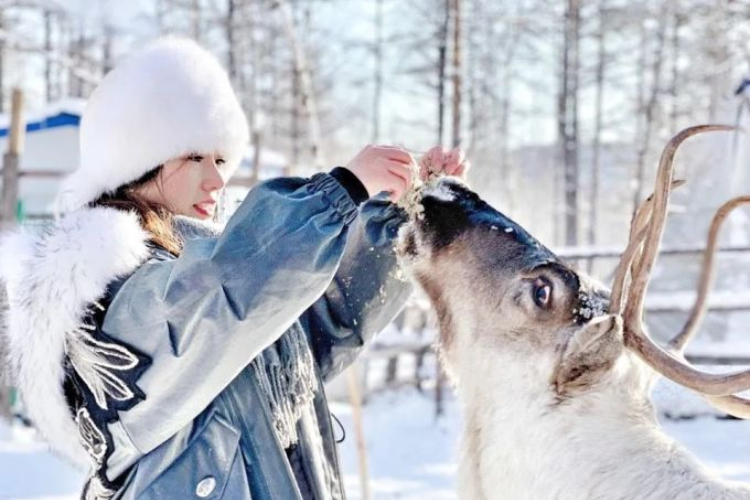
[397,178,611,369]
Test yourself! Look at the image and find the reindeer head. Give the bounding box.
[401,126,750,416]
[398,178,622,396]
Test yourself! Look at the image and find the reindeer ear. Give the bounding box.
[553,314,624,396]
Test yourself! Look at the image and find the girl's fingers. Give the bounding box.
[389,156,416,168]
[387,162,413,187]
[445,162,460,176]
[418,146,447,180]
[428,147,447,169]
[376,144,467,190]
[386,164,411,200]
[418,157,433,181]
[446,147,466,173]
[378,146,414,166]
[453,162,468,179]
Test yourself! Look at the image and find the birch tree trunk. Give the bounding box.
[668,10,683,133]
[272,0,321,167]
[558,0,581,246]
[44,10,53,102]
[102,24,114,76]
[226,0,237,83]
[466,0,478,154]
[437,0,450,147]
[451,0,462,148]
[191,0,203,42]
[588,0,607,269]
[372,0,383,144]
[633,4,668,211]
[0,10,5,114]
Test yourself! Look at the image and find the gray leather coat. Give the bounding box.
[72,173,411,499]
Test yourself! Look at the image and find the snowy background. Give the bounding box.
[2,0,750,498]
[3,366,750,499]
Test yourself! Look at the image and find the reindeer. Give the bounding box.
[398,125,750,500]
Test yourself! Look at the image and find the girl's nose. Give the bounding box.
[202,165,226,192]
[203,157,226,192]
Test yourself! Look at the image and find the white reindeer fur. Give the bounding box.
[448,321,750,500]
[398,178,750,499]
[0,207,150,468]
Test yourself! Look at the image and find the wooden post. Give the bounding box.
[435,356,445,418]
[1,88,24,230]
[345,364,371,500]
[0,88,24,422]
[250,129,263,186]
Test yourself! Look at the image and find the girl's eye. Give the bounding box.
[188,155,204,162]
[216,158,226,166]
[532,279,552,309]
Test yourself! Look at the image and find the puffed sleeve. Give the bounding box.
[301,197,413,382]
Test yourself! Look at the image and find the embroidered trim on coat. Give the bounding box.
[64,291,151,500]
[67,303,142,411]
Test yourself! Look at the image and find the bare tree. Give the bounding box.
[451,0,461,148]
[272,0,321,168]
[101,23,115,76]
[190,0,203,42]
[587,0,607,266]
[437,0,450,147]
[43,9,52,100]
[0,9,5,114]
[225,0,237,81]
[372,0,383,144]
[633,2,668,211]
[558,0,581,246]
[668,9,683,133]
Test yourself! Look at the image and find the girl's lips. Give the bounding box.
[193,202,215,218]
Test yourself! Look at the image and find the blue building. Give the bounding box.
[0,100,84,218]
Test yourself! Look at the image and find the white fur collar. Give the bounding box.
[0,207,151,467]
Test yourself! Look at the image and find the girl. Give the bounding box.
[0,37,467,499]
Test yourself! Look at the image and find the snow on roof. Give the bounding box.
[0,98,86,134]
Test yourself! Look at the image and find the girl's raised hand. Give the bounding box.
[419,146,471,181]
[345,145,417,203]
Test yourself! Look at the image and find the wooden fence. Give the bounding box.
[358,245,750,415]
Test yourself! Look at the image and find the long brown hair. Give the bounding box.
[90,167,183,256]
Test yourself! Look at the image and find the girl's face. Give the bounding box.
[138,153,231,220]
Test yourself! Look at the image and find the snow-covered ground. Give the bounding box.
[2,387,750,500]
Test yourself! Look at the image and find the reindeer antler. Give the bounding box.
[610,124,750,418]
[669,195,750,352]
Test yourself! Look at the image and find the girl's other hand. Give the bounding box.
[346,145,417,203]
[419,146,471,181]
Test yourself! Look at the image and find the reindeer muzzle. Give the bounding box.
[415,178,555,262]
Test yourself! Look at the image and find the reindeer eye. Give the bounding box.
[532,279,552,308]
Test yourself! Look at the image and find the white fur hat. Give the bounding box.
[56,36,249,212]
